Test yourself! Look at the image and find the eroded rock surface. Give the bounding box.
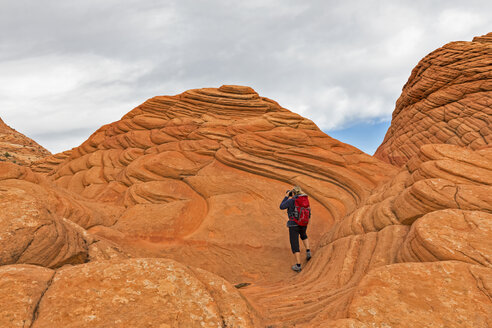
[243,144,492,327]
[375,32,492,166]
[0,178,89,268]
[32,258,261,328]
[0,162,127,268]
[0,265,54,328]
[397,209,492,266]
[0,117,51,165]
[345,262,492,328]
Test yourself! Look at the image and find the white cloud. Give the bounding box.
[277,86,389,131]
[0,54,153,148]
[0,54,150,98]
[384,26,425,59]
[437,9,485,37]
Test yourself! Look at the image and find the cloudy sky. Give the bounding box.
[1,0,491,154]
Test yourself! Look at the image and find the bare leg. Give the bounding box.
[294,252,301,264]
[301,238,310,250]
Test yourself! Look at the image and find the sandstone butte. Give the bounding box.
[0,33,491,328]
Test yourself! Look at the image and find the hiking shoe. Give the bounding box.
[291,264,302,272]
[306,250,312,262]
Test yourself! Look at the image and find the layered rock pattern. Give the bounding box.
[31,150,72,174]
[0,117,51,165]
[375,32,492,166]
[0,161,127,269]
[32,85,395,283]
[322,144,492,244]
[243,144,492,327]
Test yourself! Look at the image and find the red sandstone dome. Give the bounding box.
[375,32,492,166]
[29,84,395,284]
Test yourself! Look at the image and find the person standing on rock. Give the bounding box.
[280,186,312,272]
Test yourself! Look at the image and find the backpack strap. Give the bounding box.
[288,196,298,221]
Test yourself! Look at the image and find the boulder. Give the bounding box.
[32,258,261,328]
[346,262,492,327]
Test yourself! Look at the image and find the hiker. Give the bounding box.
[279,186,312,272]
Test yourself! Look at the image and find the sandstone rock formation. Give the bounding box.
[0,117,51,165]
[32,259,262,328]
[0,161,128,269]
[375,32,492,166]
[30,85,395,284]
[0,265,54,328]
[243,144,492,327]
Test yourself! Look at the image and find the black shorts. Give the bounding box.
[289,225,308,253]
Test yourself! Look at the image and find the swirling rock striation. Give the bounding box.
[375,32,492,166]
[243,144,492,327]
[33,85,395,283]
[0,161,127,269]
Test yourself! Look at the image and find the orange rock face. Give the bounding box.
[0,117,51,165]
[346,262,491,327]
[32,259,262,328]
[375,32,492,166]
[0,162,127,268]
[0,265,54,328]
[242,143,492,327]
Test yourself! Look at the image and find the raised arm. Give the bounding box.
[280,190,294,209]
[280,196,291,209]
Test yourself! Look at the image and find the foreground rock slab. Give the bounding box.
[32,258,261,328]
[0,265,54,328]
[346,261,492,328]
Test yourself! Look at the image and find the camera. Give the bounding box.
[286,190,293,197]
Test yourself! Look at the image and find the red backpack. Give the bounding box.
[290,195,311,226]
